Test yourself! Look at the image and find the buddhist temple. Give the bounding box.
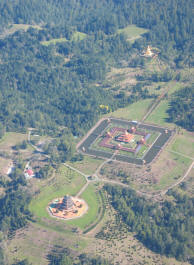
[116,131,134,143]
[48,195,88,220]
[59,195,74,210]
[142,45,154,57]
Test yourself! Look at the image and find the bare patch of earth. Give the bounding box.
[106,67,143,91]
[99,149,180,192]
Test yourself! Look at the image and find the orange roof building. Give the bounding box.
[116,132,134,143]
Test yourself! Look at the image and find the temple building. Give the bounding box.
[116,131,134,143]
[142,45,154,57]
[59,195,74,210]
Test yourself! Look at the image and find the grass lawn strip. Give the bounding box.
[66,184,100,230]
[106,98,153,120]
[146,100,173,128]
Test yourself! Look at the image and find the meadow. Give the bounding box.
[41,31,87,46]
[117,25,148,42]
[106,98,153,121]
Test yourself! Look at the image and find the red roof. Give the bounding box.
[116,133,134,143]
[26,169,34,176]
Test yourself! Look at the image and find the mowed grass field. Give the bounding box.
[0,132,27,149]
[145,100,174,128]
[29,165,86,219]
[153,151,192,190]
[168,132,194,158]
[117,25,148,42]
[67,184,100,229]
[41,31,87,46]
[69,156,104,175]
[145,81,187,128]
[106,98,153,120]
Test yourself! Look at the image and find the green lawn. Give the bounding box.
[153,152,192,190]
[29,165,86,219]
[117,25,148,42]
[41,37,68,46]
[168,134,194,158]
[66,184,100,229]
[107,98,153,120]
[0,132,27,149]
[29,167,100,231]
[145,100,173,128]
[41,31,87,46]
[71,31,87,41]
[69,156,103,175]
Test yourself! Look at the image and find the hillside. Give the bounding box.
[0,1,193,265]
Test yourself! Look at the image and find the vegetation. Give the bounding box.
[67,184,100,230]
[43,130,76,163]
[47,247,111,265]
[0,0,193,264]
[117,25,148,41]
[167,86,194,131]
[107,98,153,120]
[29,166,86,219]
[0,165,32,235]
[0,0,193,136]
[104,185,194,262]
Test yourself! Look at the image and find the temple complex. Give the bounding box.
[142,45,154,57]
[48,195,88,220]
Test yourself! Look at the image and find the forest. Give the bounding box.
[167,86,194,131]
[104,185,194,263]
[0,164,32,235]
[0,0,193,136]
[0,0,193,264]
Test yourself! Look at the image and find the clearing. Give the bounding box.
[107,98,153,120]
[0,24,42,38]
[117,25,148,42]
[41,31,87,46]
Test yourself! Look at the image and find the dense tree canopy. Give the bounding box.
[104,185,194,262]
[167,86,194,131]
[0,0,193,135]
[0,25,150,135]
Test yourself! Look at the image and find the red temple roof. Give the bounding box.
[26,169,34,176]
[116,133,134,143]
